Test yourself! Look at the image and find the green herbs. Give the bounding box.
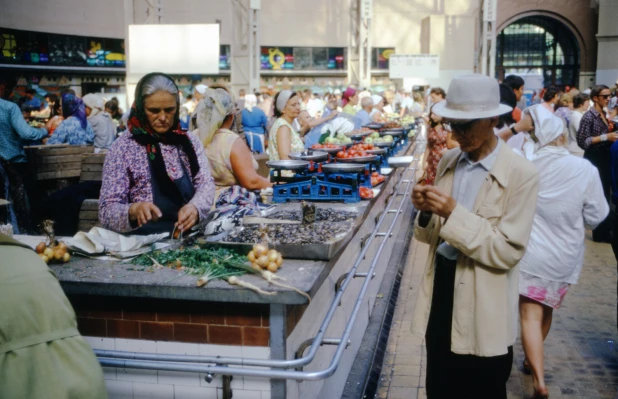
[131,247,252,286]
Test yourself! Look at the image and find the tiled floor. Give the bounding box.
[377,235,618,399]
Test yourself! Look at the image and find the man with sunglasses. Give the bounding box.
[410,74,540,399]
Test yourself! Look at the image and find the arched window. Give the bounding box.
[496,16,579,88]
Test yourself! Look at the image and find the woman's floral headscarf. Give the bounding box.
[61,92,88,129]
[195,88,236,147]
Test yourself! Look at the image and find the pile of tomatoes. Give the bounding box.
[337,144,376,159]
[359,186,374,199]
[370,171,386,187]
[312,143,342,150]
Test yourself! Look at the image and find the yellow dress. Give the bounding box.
[205,129,259,201]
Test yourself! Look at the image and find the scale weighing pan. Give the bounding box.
[388,156,414,168]
[322,163,366,173]
[337,154,377,163]
[380,129,404,136]
[288,150,328,162]
[364,123,383,130]
[365,148,387,155]
[310,145,343,154]
[266,160,310,171]
[347,130,372,140]
[373,141,394,148]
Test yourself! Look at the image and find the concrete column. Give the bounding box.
[596,0,618,86]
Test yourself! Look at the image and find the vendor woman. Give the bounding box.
[268,90,304,161]
[99,73,215,234]
[194,88,272,197]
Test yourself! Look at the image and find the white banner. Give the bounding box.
[360,0,373,20]
[389,54,440,79]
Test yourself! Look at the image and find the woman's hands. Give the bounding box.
[129,202,162,227]
[411,184,456,219]
[176,203,199,232]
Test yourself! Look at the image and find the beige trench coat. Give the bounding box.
[411,143,539,357]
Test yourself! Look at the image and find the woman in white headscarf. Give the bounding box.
[370,94,386,122]
[517,108,608,399]
[195,88,271,198]
[83,93,116,152]
[241,93,268,153]
[268,90,304,162]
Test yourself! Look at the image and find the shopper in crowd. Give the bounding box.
[44,94,61,117]
[0,234,107,399]
[195,88,271,199]
[411,73,539,399]
[99,73,215,234]
[268,90,304,164]
[83,93,116,152]
[399,88,415,117]
[47,93,94,145]
[554,90,579,129]
[577,84,616,243]
[383,90,396,115]
[188,84,208,131]
[503,75,525,122]
[355,96,374,127]
[423,91,458,185]
[237,88,246,110]
[241,93,268,153]
[371,94,386,122]
[0,80,48,232]
[517,108,608,399]
[322,93,339,119]
[541,86,560,113]
[342,87,359,115]
[22,88,42,112]
[301,89,313,111]
[299,109,341,148]
[428,87,446,110]
[567,93,590,156]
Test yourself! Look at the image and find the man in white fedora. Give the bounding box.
[411,74,540,398]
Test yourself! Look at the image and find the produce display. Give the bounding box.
[336,146,374,159]
[400,116,416,126]
[324,132,353,145]
[311,143,342,150]
[349,143,376,151]
[360,187,374,199]
[224,222,353,245]
[371,171,386,187]
[346,127,374,136]
[267,208,358,223]
[36,240,71,264]
[407,130,416,138]
[247,243,284,273]
[364,133,394,145]
[382,121,403,129]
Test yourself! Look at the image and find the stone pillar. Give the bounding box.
[596,0,618,86]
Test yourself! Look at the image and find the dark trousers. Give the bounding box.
[425,254,513,399]
[584,144,614,242]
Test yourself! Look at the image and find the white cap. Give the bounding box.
[334,89,342,95]
[195,84,208,94]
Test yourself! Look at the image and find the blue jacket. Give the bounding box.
[0,99,48,163]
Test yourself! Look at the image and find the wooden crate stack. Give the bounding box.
[25,145,94,181]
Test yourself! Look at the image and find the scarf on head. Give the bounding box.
[128,72,200,193]
[82,93,105,119]
[195,88,236,147]
[342,87,356,107]
[61,93,88,129]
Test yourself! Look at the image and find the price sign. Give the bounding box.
[389,54,440,79]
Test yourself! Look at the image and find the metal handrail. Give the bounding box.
[97,150,418,380]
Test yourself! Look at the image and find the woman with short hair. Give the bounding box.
[99,73,215,234]
[567,93,590,156]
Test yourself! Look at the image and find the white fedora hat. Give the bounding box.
[432,73,513,120]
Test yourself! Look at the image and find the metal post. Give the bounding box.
[270,304,287,399]
[365,17,372,88]
[489,21,496,79]
[249,1,261,92]
[481,19,488,76]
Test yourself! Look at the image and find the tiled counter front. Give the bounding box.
[72,296,273,399]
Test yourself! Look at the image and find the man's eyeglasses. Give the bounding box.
[598,94,611,99]
[442,119,477,134]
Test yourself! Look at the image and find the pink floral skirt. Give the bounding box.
[518,271,570,309]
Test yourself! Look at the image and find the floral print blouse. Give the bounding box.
[47,116,95,145]
[99,132,216,233]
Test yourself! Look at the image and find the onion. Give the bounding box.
[253,244,268,257]
[267,262,278,272]
[276,254,283,267]
[257,255,269,268]
[267,250,279,263]
[252,262,262,271]
[43,248,54,258]
[38,254,49,264]
[57,241,68,251]
[62,252,71,263]
[54,248,66,261]
[36,242,46,254]
[247,250,256,262]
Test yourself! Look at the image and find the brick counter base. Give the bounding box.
[69,295,270,346]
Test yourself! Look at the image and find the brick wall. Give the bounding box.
[70,295,270,346]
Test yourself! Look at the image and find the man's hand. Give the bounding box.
[423,186,457,219]
[328,110,339,120]
[176,203,199,232]
[129,202,162,227]
[411,184,432,212]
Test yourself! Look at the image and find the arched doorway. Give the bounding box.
[496,15,580,88]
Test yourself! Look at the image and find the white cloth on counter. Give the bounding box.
[68,227,168,258]
[320,117,355,136]
[517,146,609,284]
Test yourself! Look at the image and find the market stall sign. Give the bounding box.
[389,54,440,79]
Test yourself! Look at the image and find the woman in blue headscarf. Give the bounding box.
[47,93,95,145]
